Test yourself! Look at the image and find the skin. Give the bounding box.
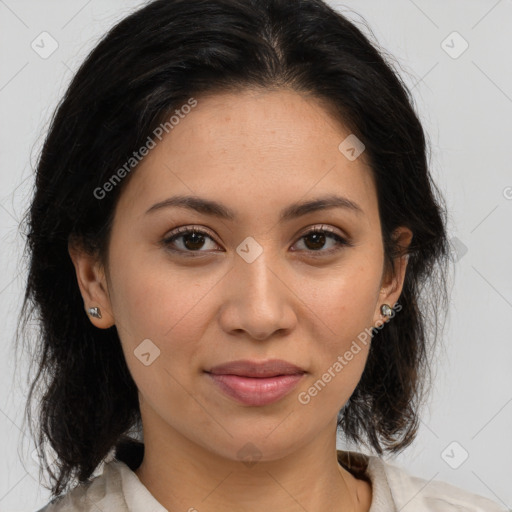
[69,88,412,512]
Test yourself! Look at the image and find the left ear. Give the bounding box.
[373,226,413,327]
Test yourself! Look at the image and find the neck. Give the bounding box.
[133,418,370,512]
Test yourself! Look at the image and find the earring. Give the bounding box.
[88,307,102,319]
[380,304,393,317]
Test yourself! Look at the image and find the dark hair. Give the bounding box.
[16,0,451,499]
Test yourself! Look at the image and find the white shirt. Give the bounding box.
[36,448,507,511]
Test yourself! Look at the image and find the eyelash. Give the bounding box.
[161,225,352,258]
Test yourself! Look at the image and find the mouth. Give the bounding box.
[205,373,305,406]
[204,359,306,406]
[205,358,306,378]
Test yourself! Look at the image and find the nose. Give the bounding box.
[218,248,297,341]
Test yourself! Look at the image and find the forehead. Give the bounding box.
[116,89,378,224]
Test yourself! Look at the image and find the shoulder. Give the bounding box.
[368,454,508,512]
[34,460,128,512]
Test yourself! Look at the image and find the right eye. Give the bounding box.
[162,226,222,256]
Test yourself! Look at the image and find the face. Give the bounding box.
[70,88,411,462]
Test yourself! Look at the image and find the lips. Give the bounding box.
[205,359,306,406]
[206,359,306,378]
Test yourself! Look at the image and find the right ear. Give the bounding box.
[68,236,115,329]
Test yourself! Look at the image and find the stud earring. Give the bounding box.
[380,304,393,317]
[88,307,102,319]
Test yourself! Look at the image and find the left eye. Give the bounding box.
[293,226,350,254]
[162,225,351,256]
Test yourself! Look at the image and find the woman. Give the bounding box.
[18,0,505,510]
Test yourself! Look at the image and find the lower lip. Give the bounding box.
[206,372,305,406]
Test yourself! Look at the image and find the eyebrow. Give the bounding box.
[145,193,364,221]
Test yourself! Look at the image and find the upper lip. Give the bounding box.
[206,359,306,377]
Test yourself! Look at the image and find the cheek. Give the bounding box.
[110,245,201,336]
[304,259,381,343]
[108,248,220,381]
[295,258,380,398]
[109,254,211,416]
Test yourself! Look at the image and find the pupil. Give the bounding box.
[305,232,325,250]
[184,232,205,250]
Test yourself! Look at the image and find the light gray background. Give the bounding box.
[1,1,511,510]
